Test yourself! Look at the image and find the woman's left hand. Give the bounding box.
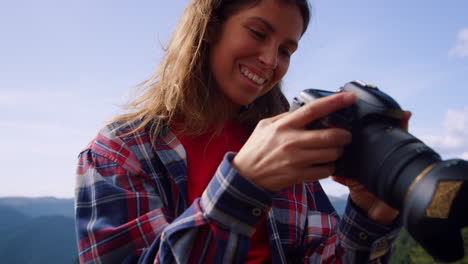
[332,110,412,225]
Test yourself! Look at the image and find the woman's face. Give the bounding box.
[208,0,303,108]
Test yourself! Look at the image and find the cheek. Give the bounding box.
[209,44,230,79]
[260,62,290,96]
[212,40,243,72]
[272,60,290,83]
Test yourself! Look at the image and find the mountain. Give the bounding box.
[390,228,468,264]
[329,195,347,215]
[0,205,33,253]
[0,204,31,235]
[0,215,77,264]
[0,197,77,264]
[0,196,74,218]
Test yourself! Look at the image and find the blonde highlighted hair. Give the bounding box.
[109,0,310,138]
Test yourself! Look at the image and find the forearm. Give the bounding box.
[155,153,274,263]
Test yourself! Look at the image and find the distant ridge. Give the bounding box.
[0,197,77,264]
[0,215,77,264]
[0,195,349,216]
[0,204,32,242]
[0,196,74,218]
[328,194,348,215]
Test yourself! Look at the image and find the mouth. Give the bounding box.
[240,65,268,86]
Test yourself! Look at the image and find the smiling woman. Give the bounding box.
[208,0,303,107]
[74,0,402,263]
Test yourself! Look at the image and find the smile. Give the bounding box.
[240,66,267,85]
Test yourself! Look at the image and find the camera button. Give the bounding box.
[359,232,368,240]
[252,208,262,217]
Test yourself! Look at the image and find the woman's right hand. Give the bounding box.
[232,92,356,192]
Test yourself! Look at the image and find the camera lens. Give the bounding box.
[292,82,468,261]
[350,121,468,261]
[352,122,441,209]
[402,159,468,261]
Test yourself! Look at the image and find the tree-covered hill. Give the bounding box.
[0,197,77,264]
[0,196,74,218]
[0,204,31,235]
[390,228,468,264]
[0,215,77,264]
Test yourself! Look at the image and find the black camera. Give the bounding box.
[290,80,468,262]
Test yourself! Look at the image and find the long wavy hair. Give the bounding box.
[109,0,311,138]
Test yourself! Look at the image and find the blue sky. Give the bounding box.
[1,0,467,198]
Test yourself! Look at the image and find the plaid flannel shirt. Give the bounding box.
[75,121,399,263]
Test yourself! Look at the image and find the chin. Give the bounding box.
[236,96,259,107]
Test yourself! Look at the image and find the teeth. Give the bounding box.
[241,67,266,85]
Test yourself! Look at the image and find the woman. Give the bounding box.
[75,0,408,263]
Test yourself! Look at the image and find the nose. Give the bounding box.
[258,44,278,70]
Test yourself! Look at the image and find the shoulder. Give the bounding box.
[99,120,149,147]
[80,120,155,166]
[79,118,184,172]
[103,119,149,141]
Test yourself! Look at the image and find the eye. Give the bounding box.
[279,47,292,58]
[247,28,266,40]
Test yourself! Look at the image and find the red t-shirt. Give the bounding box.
[174,121,271,263]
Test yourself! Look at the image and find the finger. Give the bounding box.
[399,110,412,131]
[331,176,363,190]
[300,164,335,183]
[294,128,352,149]
[255,112,290,129]
[331,176,347,186]
[290,147,344,166]
[268,112,290,123]
[280,92,356,129]
[346,180,363,190]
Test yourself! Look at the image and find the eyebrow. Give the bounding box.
[248,16,299,49]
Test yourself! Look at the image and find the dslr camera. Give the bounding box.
[290,80,468,262]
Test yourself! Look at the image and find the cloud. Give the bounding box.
[0,119,96,157]
[419,107,468,158]
[444,108,468,135]
[0,120,97,198]
[449,28,468,57]
[319,108,468,197]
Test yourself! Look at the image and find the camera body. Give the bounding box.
[290,80,405,130]
[290,80,408,183]
[290,80,468,262]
